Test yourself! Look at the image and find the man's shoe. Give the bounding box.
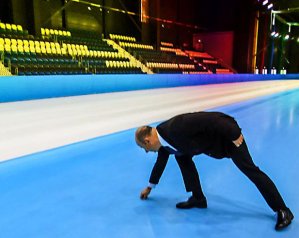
[176,196,207,209]
[275,208,294,231]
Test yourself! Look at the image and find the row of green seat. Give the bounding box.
[4,53,139,75]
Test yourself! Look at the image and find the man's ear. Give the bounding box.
[143,138,150,145]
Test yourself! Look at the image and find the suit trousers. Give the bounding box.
[175,154,206,199]
[229,140,286,212]
[175,141,287,212]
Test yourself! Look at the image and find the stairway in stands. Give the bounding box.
[0,62,11,76]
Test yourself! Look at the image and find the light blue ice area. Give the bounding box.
[0,88,298,238]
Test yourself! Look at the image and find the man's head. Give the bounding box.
[135,126,161,153]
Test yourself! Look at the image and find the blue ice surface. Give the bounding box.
[0,88,298,238]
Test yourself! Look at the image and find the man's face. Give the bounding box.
[137,137,158,153]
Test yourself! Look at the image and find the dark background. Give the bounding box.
[0,0,298,73]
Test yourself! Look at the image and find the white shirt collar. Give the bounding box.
[157,131,177,152]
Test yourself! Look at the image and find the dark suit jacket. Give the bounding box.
[149,112,241,185]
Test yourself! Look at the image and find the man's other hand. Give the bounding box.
[140,187,152,200]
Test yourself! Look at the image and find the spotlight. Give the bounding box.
[271,31,276,36]
[284,34,290,40]
[88,6,91,10]
[274,32,279,37]
[267,3,273,9]
[262,0,268,6]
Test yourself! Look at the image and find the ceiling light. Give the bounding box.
[262,0,268,6]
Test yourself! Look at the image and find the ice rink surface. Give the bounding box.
[0,80,298,237]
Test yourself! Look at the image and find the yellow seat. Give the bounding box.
[17,25,23,32]
[46,47,52,54]
[4,38,11,46]
[17,45,24,55]
[45,28,50,36]
[77,49,82,56]
[29,46,36,54]
[4,45,11,52]
[24,46,30,55]
[61,48,67,55]
[40,41,45,48]
[41,47,47,54]
[23,40,29,47]
[11,24,17,32]
[17,39,23,46]
[5,23,12,31]
[29,40,35,48]
[0,23,5,30]
[11,45,18,54]
[11,39,17,46]
[67,46,72,54]
[35,47,41,55]
[68,48,73,56]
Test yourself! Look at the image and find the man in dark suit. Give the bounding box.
[135,111,294,230]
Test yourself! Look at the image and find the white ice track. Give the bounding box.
[1,80,299,162]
